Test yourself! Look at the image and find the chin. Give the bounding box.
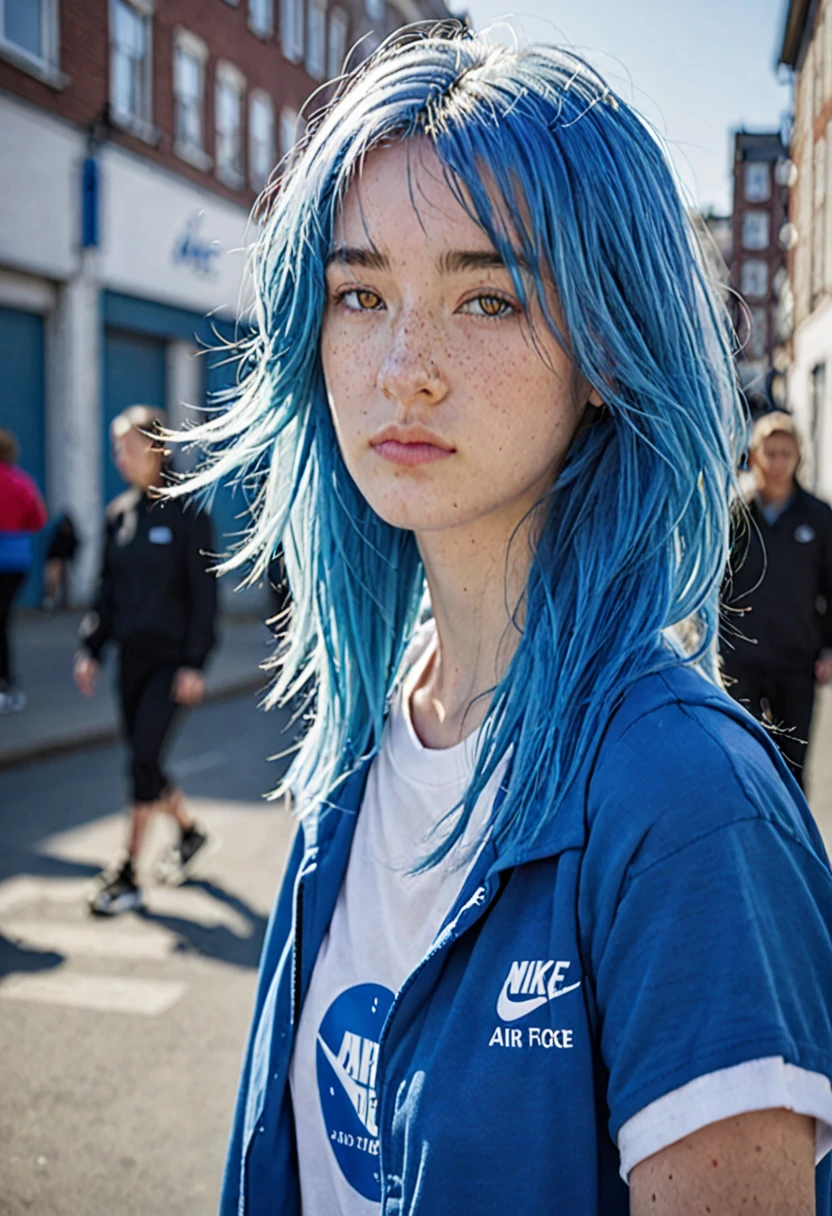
[362,487,466,534]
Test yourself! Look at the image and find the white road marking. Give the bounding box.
[174,749,229,776]
[1,919,177,961]
[0,876,90,916]
[0,972,186,1016]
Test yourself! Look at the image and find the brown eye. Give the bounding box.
[480,296,506,316]
[356,289,382,310]
[459,294,515,319]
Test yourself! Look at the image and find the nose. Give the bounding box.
[377,319,448,409]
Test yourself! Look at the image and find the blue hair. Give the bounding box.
[177,25,744,864]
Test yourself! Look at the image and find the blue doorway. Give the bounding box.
[102,328,167,505]
[0,305,46,605]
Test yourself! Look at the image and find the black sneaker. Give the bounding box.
[155,822,215,886]
[89,861,143,916]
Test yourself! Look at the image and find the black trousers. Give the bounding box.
[721,657,816,789]
[0,570,26,687]
[118,651,181,804]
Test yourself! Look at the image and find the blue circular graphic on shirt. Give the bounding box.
[316,982,395,1201]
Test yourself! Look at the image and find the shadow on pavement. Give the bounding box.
[0,933,63,979]
[0,852,102,885]
[139,876,267,969]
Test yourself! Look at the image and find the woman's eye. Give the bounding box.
[338,288,384,312]
[459,294,516,319]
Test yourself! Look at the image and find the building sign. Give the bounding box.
[172,211,222,277]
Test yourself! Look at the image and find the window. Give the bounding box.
[215,61,245,188]
[741,259,769,299]
[746,306,767,360]
[280,107,298,158]
[249,91,274,190]
[173,29,208,165]
[281,0,303,63]
[741,211,770,252]
[811,363,826,489]
[1,0,59,72]
[744,162,771,204]
[110,0,153,133]
[306,0,326,79]
[280,107,306,159]
[813,135,827,304]
[327,6,348,79]
[365,0,384,20]
[249,0,273,38]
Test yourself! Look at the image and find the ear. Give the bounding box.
[587,388,604,409]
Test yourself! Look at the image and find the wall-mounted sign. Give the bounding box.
[172,211,222,277]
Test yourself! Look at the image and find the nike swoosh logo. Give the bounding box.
[496,980,581,1023]
[317,1034,378,1135]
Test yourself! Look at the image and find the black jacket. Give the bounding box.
[80,489,217,669]
[721,486,832,670]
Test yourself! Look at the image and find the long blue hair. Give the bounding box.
[177,24,743,864]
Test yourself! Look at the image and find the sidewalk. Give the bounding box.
[0,610,275,768]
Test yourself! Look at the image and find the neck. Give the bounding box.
[409,509,535,749]
[758,481,795,508]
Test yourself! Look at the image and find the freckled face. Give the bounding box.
[320,140,588,538]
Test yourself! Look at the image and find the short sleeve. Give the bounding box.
[596,813,832,1147]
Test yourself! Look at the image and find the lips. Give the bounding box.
[369,426,456,468]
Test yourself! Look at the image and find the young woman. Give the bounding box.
[75,406,217,914]
[722,411,832,787]
[181,28,832,1215]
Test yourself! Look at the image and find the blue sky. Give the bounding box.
[457,0,792,214]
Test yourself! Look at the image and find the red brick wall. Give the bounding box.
[0,0,356,206]
[0,0,109,126]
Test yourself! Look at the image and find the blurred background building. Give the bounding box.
[779,0,832,499]
[0,0,452,608]
[729,129,792,416]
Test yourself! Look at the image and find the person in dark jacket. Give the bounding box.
[721,410,832,786]
[74,406,218,915]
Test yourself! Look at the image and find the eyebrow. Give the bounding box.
[325,243,526,274]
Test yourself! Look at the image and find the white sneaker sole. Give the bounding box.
[154,832,221,887]
[88,888,144,916]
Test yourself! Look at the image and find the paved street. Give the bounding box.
[0,678,830,1216]
[1,611,275,768]
[0,691,297,1216]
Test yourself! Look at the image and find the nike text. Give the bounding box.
[488,1026,574,1048]
[496,958,581,1022]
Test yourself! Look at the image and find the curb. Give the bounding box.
[0,675,264,772]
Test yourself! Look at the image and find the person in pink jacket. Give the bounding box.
[0,428,48,711]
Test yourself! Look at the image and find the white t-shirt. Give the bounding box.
[290,627,832,1213]
[290,628,503,1213]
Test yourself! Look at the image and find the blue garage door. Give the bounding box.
[102,328,167,505]
[0,305,46,605]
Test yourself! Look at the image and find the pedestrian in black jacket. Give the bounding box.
[721,411,832,787]
[74,406,218,914]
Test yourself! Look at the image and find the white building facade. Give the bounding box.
[0,90,256,603]
[780,0,832,499]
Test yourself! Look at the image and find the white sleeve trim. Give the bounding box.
[617,1056,832,1182]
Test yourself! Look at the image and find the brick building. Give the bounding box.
[728,131,791,413]
[0,0,451,605]
[779,0,832,496]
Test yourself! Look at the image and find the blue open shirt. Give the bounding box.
[222,663,832,1214]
